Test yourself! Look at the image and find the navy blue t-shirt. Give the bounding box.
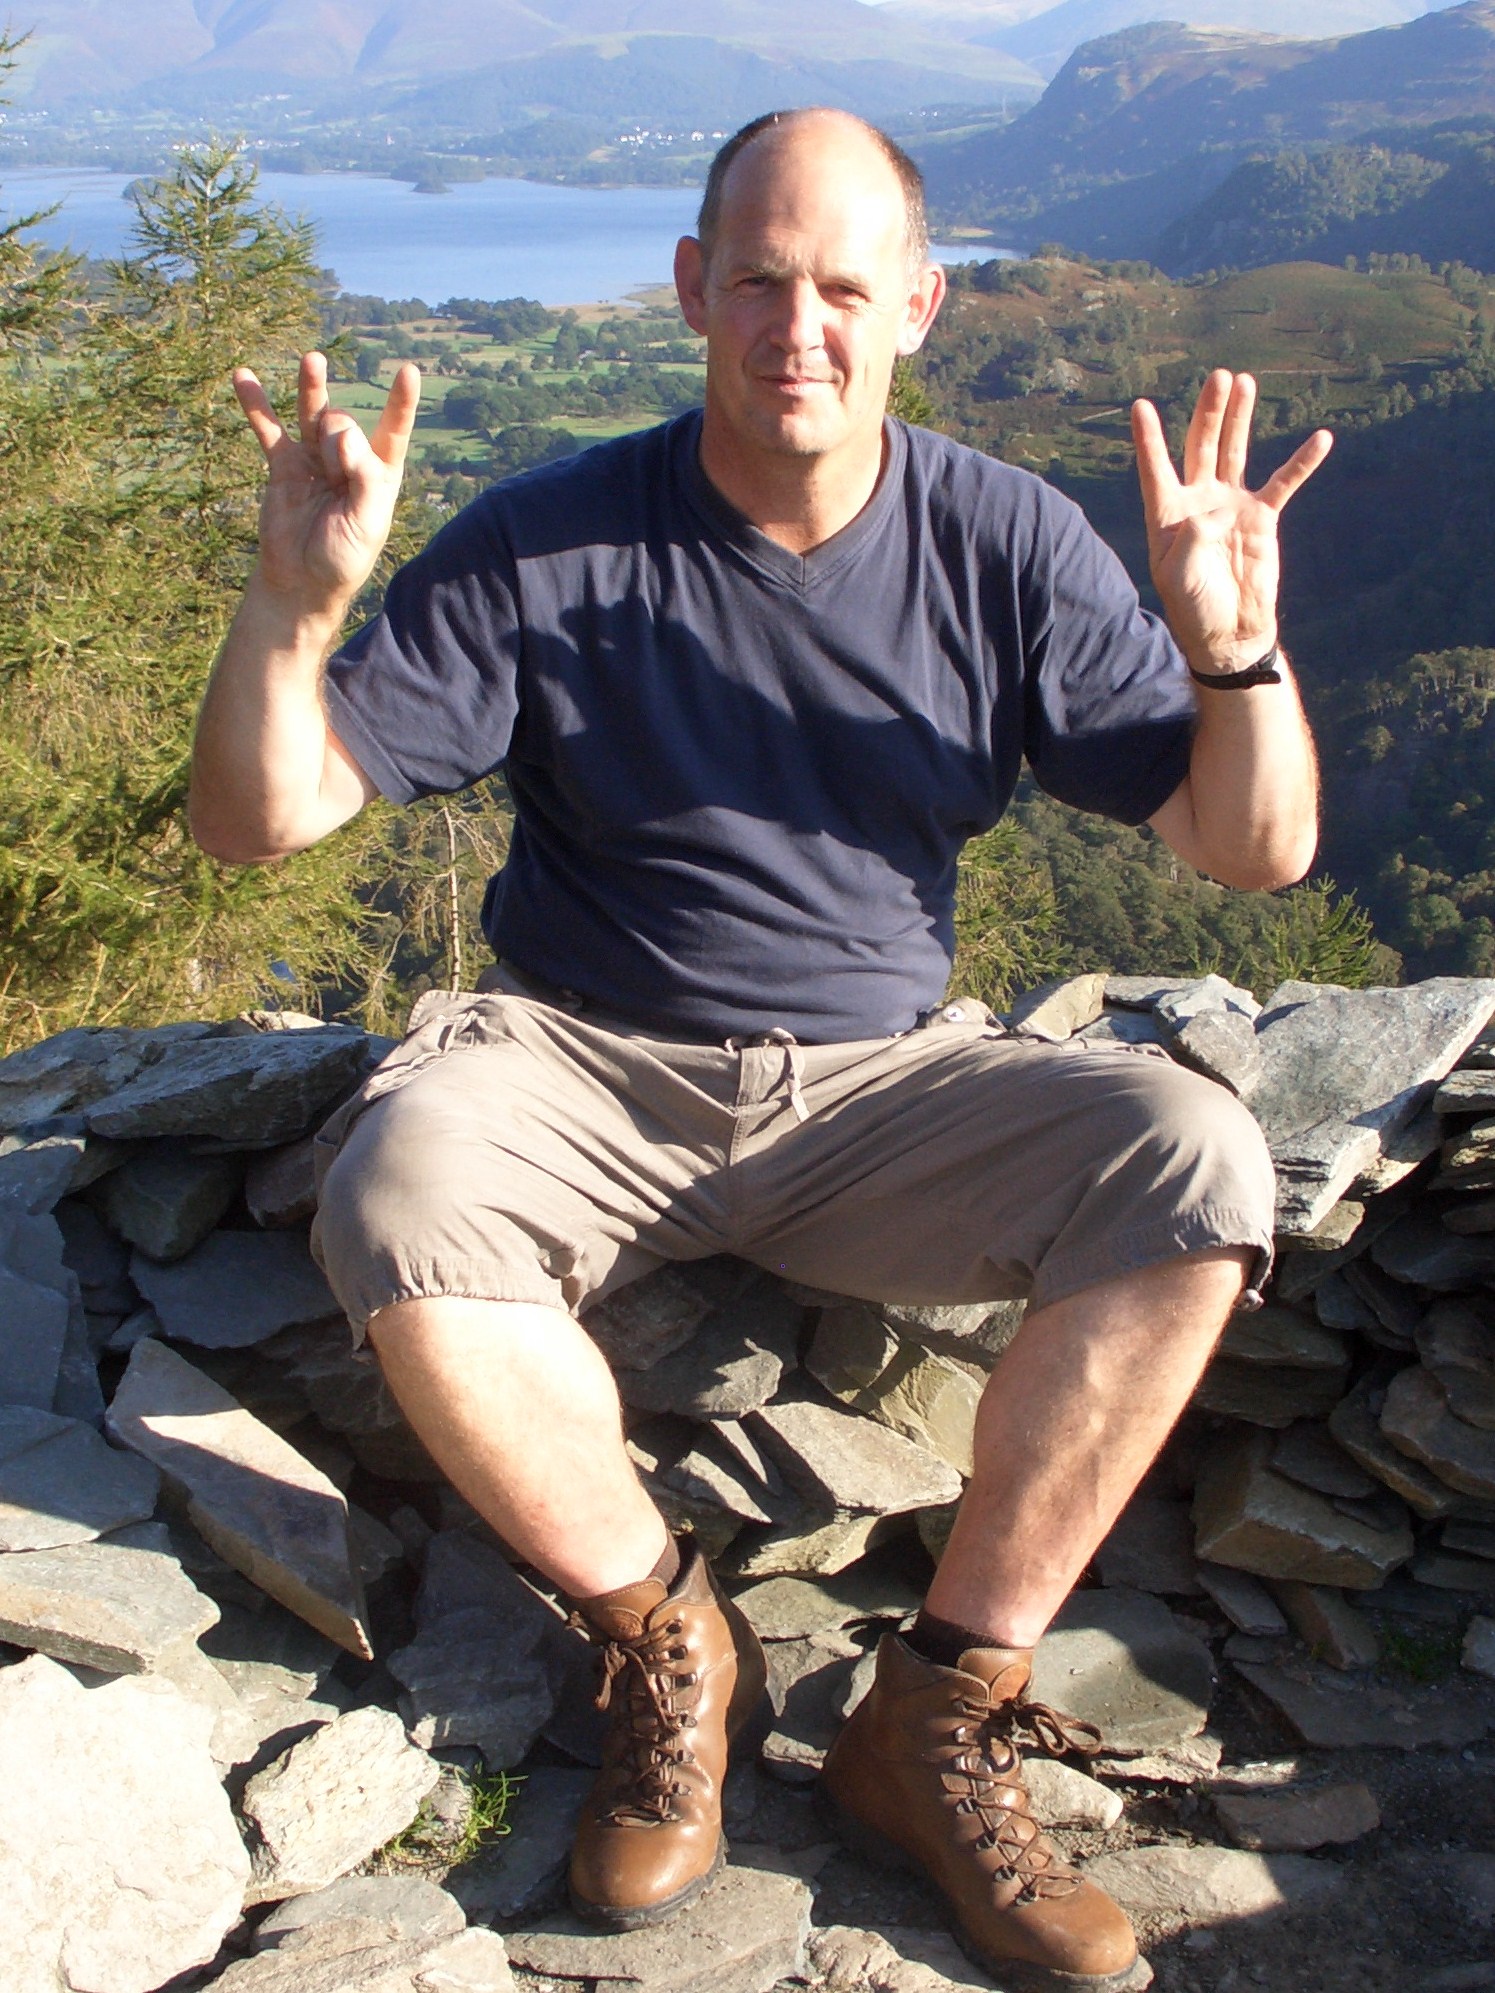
[324,412,1195,1043]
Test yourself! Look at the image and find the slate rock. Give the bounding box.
[131,1230,339,1350]
[1233,1656,1495,1748]
[1465,1616,1495,1680]
[1197,1563,1289,1636]
[726,1508,902,1579]
[107,1337,372,1657]
[733,1569,921,1642]
[1441,1194,1495,1234]
[86,1027,368,1146]
[52,1296,106,1427]
[1270,1420,1379,1500]
[1006,973,1107,1041]
[100,1147,244,1263]
[879,1296,1025,1358]
[241,1706,442,1906]
[1167,1007,1263,1099]
[1417,1298,1495,1432]
[246,1136,319,1228]
[806,1304,984,1474]
[1275,1198,1366,1254]
[1251,977,1495,1232]
[0,1653,249,1993]
[1437,1069,1495,1113]
[449,1767,592,1923]
[1218,1303,1350,1371]
[1372,1209,1495,1292]
[1028,1587,1213,1755]
[1381,1363,1495,1500]
[1093,1494,1203,1596]
[747,1394,962,1515]
[0,1025,206,1131]
[618,1274,802,1419]
[1078,1009,1172,1047]
[0,1406,159,1549]
[1193,1357,1348,1428]
[506,1864,812,1993]
[0,1537,218,1673]
[583,1258,751,1371]
[1342,1257,1424,1347]
[253,1874,466,1953]
[1328,1372,1460,1518]
[0,1212,73,1411]
[258,1321,440,1481]
[1024,1757,1125,1831]
[662,1446,777,1526]
[387,1530,583,1769]
[762,1632,863,1777]
[1193,1427,1415,1588]
[1082,1844,1341,1926]
[1268,1580,1379,1670]
[208,1928,514,1992]
[0,1122,123,1217]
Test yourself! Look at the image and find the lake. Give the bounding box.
[0,165,997,308]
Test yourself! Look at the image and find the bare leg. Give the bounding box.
[366,1297,669,1598]
[924,1247,1250,1650]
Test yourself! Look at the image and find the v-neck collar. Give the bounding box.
[675,410,906,593]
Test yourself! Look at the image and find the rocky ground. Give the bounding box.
[3,971,1495,1992]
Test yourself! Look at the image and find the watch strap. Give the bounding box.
[1188,644,1283,690]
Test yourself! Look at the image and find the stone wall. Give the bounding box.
[2,973,1495,1990]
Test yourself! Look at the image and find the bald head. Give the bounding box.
[696,109,930,281]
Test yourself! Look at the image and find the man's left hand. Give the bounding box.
[1131,371,1332,675]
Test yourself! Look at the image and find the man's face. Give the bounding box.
[675,118,945,473]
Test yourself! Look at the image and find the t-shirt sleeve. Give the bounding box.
[322,497,521,806]
[1019,485,1196,826]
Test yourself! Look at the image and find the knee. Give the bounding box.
[1137,1061,1276,1225]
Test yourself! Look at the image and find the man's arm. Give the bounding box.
[188,352,420,864]
[1133,370,1331,892]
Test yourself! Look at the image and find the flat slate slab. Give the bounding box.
[131,1230,340,1350]
[240,1707,442,1906]
[0,1537,218,1673]
[0,1404,159,1549]
[0,1654,249,1993]
[507,1864,812,1992]
[107,1337,372,1657]
[1193,1428,1415,1588]
[0,1209,75,1412]
[1250,978,1495,1233]
[85,1027,368,1146]
[1381,1364,1495,1500]
[0,1024,211,1132]
[1233,1657,1495,1749]
[1082,1844,1341,1928]
[1028,1587,1214,1755]
[747,1394,962,1515]
[100,1147,244,1263]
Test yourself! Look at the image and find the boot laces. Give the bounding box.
[949,1690,1103,1901]
[593,1615,701,1826]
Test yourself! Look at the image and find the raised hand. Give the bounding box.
[233,350,421,618]
[1131,371,1331,675]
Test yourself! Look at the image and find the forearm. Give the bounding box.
[188,571,355,864]
[1155,647,1319,890]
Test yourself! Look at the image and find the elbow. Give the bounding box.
[188,788,285,867]
[1218,827,1320,894]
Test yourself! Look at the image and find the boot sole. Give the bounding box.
[815,1787,1145,1993]
[569,1837,726,1931]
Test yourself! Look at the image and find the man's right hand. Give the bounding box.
[234,351,421,617]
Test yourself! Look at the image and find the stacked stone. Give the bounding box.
[2,976,1495,1991]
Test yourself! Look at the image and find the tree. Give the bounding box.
[0,139,470,1047]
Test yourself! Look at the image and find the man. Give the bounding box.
[191,109,1329,1991]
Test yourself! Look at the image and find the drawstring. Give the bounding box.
[726,1026,808,1123]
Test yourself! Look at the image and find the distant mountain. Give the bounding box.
[917,1,1495,252]
[900,0,1465,79]
[7,0,1042,118]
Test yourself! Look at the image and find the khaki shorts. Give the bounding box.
[312,977,1275,1340]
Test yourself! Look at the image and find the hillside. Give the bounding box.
[6,0,1041,120]
[918,0,1495,253]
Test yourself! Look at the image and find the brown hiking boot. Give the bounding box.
[820,1634,1139,1990]
[567,1538,770,1930]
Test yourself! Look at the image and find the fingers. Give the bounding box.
[1260,427,1334,512]
[297,351,330,448]
[1218,373,1255,486]
[1130,397,1179,532]
[369,362,422,471]
[232,368,287,462]
[1183,369,1231,485]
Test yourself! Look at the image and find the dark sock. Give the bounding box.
[906,1608,992,1670]
[648,1534,682,1591]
